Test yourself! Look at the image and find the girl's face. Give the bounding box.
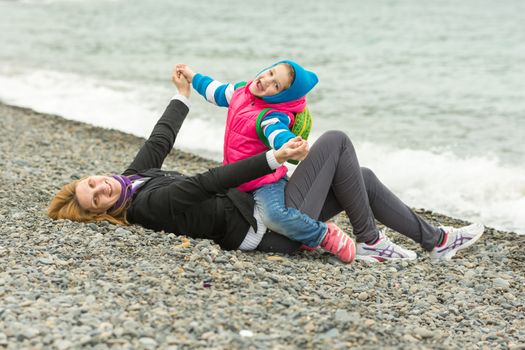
[249,63,293,98]
[75,175,121,213]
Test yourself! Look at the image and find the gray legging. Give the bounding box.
[256,130,442,254]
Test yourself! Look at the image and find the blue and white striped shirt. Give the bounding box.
[192,73,296,150]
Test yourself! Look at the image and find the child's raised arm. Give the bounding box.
[175,64,239,108]
[175,64,196,83]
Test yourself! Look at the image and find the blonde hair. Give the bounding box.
[47,178,129,225]
[280,63,295,89]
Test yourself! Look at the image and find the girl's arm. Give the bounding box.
[193,75,296,149]
[192,73,245,107]
[176,63,241,107]
[261,111,297,150]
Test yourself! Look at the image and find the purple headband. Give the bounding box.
[109,175,141,213]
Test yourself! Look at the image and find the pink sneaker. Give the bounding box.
[320,223,356,263]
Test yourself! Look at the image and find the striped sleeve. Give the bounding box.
[261,112,296,150]
[192,73,234,107]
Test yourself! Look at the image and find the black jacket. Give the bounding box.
[123,98,275,250]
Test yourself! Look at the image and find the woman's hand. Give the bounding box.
[274,136,309,164]
[172,65,191,98]
[175,64,196,83]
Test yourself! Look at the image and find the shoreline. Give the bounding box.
[1,101,524,349]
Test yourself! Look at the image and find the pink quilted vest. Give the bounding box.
[224,81,306,192]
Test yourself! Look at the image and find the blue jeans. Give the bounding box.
[253,178,328,247]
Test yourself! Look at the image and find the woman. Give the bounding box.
[48,67,484,262]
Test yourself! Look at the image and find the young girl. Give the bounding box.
[176,60,360,262]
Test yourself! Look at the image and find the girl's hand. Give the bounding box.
[175,63,196,83]
[172,65,191,97]
[274,137,309,163]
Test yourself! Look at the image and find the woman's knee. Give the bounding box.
[361,167,378,193]
[361,167,375,181]
[321,130,349,143]
[317,130,353,151]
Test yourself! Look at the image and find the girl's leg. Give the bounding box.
[253,179,328,247]
[257,130,362,254]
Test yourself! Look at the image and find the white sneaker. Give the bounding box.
[430,223,484,261]
[356,231,417,263]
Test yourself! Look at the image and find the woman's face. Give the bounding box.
[76,176,121,213]
[249,63,293,97]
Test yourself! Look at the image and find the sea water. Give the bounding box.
[1,0,524,234]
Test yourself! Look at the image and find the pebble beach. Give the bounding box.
[0,102,524,349]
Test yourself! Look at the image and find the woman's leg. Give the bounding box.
[360,167,442,251]
[284,130,378,243]
[255,230,303,254]
[259,130,479,257]
[314,168,443,251]
[284,130,441,250]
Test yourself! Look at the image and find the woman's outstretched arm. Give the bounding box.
[139,137,308,216]
[123,66,191,175]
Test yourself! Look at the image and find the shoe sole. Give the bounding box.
[349,240,357,263]
[437,224,485,261]
[299,245,318,252]
[325,241,356,263]
[356,255,417,263]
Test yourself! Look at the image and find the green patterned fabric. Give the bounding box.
[287,107,312,164]
[291,107,312,140]
[255,107,313,165]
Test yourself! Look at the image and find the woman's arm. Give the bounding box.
[145,137,309,214]
[123,67,191,175]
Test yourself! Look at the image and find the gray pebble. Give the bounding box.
[0,333,7,346]
[139,337,158,348]
[358,292,368,301]
[493,277,510,289]
[54,339,73,350]
[115,227,132,236]
[413,327,434,339]
[335,309,361,324]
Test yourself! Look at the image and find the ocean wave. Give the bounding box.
[354,141,525,235]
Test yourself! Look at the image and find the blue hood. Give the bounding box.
[260,60,318,103]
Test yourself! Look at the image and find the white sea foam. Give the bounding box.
[0,68,226,157]
[1,68,523,234]
[356,142,525,235]
[0,69,157,138]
